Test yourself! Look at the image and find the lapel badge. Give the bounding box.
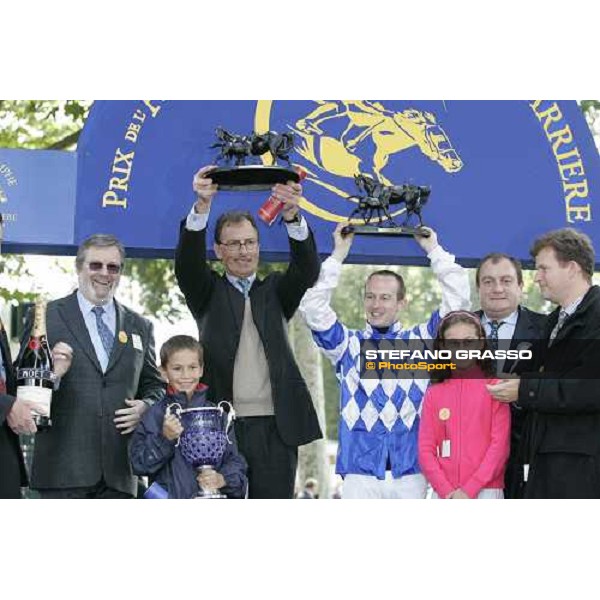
[118,331,128,344]
[439,408,451,421]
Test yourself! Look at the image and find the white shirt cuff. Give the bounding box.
[285,216,309,241]
[186,206,210,231]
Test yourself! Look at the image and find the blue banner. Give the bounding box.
[0,148,77,254]
[75,100,600,266]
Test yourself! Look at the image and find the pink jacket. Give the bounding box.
[418,369,510,499]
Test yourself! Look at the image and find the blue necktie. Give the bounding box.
[238,278,251,298]
[92,306,114,358]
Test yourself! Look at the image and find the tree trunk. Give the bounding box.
[289,313,330,500]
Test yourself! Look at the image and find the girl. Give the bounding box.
[418,311,510,499]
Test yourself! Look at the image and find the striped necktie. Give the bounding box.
[549,309,568,346]
[238,278,251,298]
[92,306,114,357]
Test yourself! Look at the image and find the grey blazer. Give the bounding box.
[30,291,164,496]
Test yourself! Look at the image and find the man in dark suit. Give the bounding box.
[476,253,547,498]
[0,211,34,499]
[30,234,164,499]
[175,165,322,499]
[0,320,30,499]
[489,229,600,498]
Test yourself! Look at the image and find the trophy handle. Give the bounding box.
[218,400,236,444]
[165,403,183,446]
[166,402,183,417]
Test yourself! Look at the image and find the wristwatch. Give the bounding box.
[283,212,302,224]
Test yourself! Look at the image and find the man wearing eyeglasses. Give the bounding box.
[175,165,322,499]
[28,234,164,499]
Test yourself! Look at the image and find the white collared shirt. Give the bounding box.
[561,294,586,317]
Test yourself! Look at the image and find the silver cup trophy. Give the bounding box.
[166,400,235,499]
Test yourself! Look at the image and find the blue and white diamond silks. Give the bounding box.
[341,398,361,430]
[298,252,470,479]
[360,400,380,432]
[380,399,399,431]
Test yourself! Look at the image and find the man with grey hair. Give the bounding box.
[28,234,164,498]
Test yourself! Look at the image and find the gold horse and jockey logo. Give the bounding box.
[254,100,464,222]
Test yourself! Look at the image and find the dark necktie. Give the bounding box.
[92,306,114,357]
[549,309,568,346]
[489,320,504,351]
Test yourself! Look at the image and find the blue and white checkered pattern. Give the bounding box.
[313,314,441,479]
[299,249,470,481]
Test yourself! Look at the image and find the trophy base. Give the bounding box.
[208,166,300,191]
[342,225,431,238]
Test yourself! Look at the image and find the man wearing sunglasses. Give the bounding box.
[175,165,322,499]
[27,234,164,499]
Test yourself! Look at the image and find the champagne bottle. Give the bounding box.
[16,297,56,429]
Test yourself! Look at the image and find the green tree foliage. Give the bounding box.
[0,100,89,149]
[0,100,91,305]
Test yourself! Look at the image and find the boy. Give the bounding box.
[130,335,247,498]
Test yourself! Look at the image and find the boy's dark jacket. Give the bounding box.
[130,385,247,498]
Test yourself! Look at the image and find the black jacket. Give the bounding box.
[175,222,322,447]
[518,285,600,498]
[477,306,547,498]
[0,322,27,498]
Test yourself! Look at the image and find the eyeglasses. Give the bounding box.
[219,239,259,252]
[87,261,122,275]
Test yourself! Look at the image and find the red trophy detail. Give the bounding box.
[258,168,307,226]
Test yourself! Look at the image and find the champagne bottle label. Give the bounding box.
[17,368,56,381]
[16,386,52,415]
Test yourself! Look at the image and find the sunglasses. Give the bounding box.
[87,261,122,275]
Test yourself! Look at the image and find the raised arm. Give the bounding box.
[274,179,321,319]
[409,228,471,341]
[298,223,351,366]
[174,165,219,320]
[415,228,471,317]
